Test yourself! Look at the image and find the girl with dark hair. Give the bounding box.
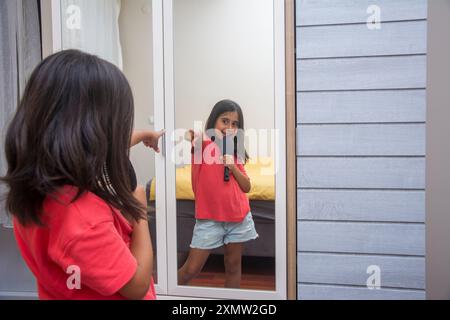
[1,50,162,300]
[178,99,258,288]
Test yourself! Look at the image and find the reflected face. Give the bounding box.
[215,112,240,137]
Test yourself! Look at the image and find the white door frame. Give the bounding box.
[163,0,287,300]
[40,0,62,58]
[40,0,169,295]
[151,0,168,295]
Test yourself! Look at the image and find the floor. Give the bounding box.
[152,254,276,291]
[189,254,276,291]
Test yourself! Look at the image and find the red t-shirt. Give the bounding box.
[192,139,250,222]
[13,186,156,300]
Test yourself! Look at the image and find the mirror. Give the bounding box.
[173,0,276,290]
[60,0,159,284]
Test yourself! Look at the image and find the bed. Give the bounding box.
[146,158,276,260]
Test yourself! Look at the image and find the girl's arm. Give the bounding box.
[131,130,165,151]
[187,130,203,195]
[223,155,251,193]
[119,187,153,300]
[120,217,153,300]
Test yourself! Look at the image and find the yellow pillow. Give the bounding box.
[148,157,275,201]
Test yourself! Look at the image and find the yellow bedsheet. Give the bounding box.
[149,158,275,201]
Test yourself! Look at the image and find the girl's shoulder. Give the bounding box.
[44,185,115,229]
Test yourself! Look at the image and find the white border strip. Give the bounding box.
[152,0,168,295]
[274,0,287,300]
[51,0,62,52]
[40,0,62,57]
[163,0,179,297]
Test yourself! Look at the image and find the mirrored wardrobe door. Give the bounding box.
[164,0,286,299]
[54,0,168,294]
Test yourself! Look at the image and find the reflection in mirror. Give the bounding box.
[173,0,276,290]
[60,0,159,283]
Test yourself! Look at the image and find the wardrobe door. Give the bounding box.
[46,0,168,294]
[163,0,287,299]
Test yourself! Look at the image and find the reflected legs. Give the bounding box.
[178,248,211,285]
[177,243,244,288]
[224,243,244,288]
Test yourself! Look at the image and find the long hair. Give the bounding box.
[1,50,145,226]
[205,99,249,163]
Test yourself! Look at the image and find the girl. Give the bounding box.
[1,50,162,300]
[178,99,258,288]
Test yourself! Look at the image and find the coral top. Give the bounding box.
[191,139,250,222]
[13,186,156,300]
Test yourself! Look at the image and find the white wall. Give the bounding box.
[119,0,155,185]
[173,0,275,158]
[119,0,275,180]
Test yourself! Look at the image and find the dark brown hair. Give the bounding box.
[205,99,249,163]
[1,49,144,226]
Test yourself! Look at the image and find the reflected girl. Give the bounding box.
[178,100,258,288]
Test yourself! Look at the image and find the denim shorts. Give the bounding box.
[190,212,259,250]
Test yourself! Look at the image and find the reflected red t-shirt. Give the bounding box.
[191,139,251,222]
[13,186,156,300]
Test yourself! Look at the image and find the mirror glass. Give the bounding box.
[173,0,276,290]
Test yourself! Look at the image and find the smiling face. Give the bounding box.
[214,111,240,137]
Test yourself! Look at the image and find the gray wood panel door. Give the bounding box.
[296,0,427,300]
